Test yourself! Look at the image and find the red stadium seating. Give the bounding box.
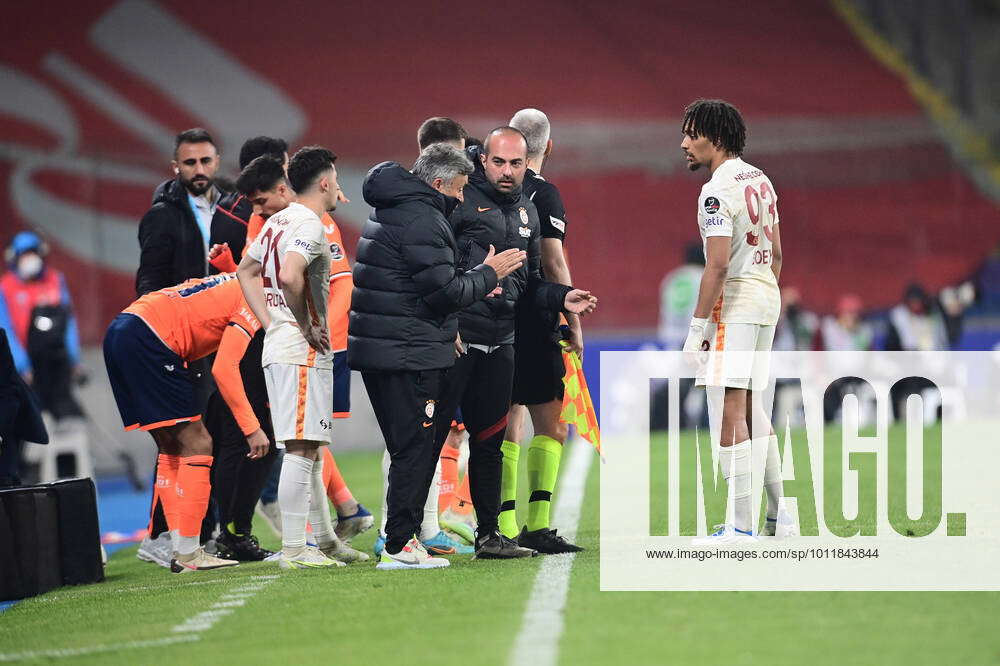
[1,0,996,340]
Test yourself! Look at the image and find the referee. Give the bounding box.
[430,127,597,559]
[502,108,584,553]
[349,144,525,570]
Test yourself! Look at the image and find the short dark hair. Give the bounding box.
[174,128,215,156]
[681,99,746,156]
[417,117,468,150]
[483,126,528,156]
[236,155,286,196]
[287,146,337,193]
[238,136,288,170]
[464,136,483,150]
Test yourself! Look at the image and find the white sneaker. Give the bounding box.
[376,537,450,570]
[279,545,345,570]
[137,532,172,568]
[761,509,799,538]
[691,524,759,547]
[170,547,239,573]
[320,540,371,563]
[255,500,282,538]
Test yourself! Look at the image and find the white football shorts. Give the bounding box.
[695,322,775,390]
[263,363,333,446]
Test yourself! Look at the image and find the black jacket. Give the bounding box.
[449,147,571,346]
[135,179,248,296]
[0,329,47,447]
[348,162,498,372]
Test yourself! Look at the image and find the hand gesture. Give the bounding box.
[564,289,598,316]
[483,244,526,279]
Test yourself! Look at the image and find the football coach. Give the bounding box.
[348,143,526,570]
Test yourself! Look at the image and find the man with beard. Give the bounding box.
[134,128,244,567]
[432,127,598,559]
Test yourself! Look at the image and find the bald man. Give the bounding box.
[428,126,597,559]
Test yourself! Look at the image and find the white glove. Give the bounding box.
[683,317,710,371]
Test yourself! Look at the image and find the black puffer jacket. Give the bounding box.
[135,179,247,295]
[348,162,498,372]
[449,147,571,346]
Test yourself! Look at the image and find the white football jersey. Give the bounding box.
[245,202,333,368]
[697,157,781,325]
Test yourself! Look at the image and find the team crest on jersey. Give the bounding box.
[519,207,529,225]
[425,400,435,418]
[703,197,720,214]
[329,242,344,260]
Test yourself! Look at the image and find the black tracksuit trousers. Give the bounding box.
[429,345,515,536]
[363,368,446,554]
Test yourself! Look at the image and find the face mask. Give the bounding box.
[16,253,43,280]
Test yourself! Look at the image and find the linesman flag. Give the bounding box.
[559,340,602,460]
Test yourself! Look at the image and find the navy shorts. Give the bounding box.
[332,350,351,418]
[103,313,199,431]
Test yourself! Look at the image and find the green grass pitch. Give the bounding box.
[1,430,998,665]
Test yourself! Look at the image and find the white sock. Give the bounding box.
[278,453,313,553]
[169,529,180,553]
[763,434,783,520]
[419,460,442,541]
[380,448,390,536]
[176,534,199,556]
[309,451,338,549]
[720,440,752,533]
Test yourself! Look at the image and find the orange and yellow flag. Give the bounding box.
[559,341,602,459]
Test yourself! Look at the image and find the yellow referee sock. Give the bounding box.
[526,435,563,532]
[498,440,520,538]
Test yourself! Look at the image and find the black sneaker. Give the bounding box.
[517,526,584,554]
[474,529,538,559]
[216,531,274,562]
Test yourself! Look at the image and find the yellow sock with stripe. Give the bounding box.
[526,435,563,532]
[498,440,520,538]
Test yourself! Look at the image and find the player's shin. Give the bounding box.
[498,440,520,538]
[175,455,213,555]
[438,442,461,512]
[309,450,337,549]
[420,461,442,541]
[526,435,562,532]
[763,434,782,519]
[720,440,753,534]
[156,454,182,551]
[278,452,314,553]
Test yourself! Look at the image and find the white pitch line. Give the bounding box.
[0,574,281,661]
[0,635,200,662]
[509,438,595,666]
